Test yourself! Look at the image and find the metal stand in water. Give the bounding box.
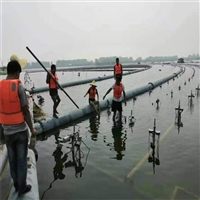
[188,90,195,105]
[175,100,183,132]
[195,85,200,96]
[59,124,90,178]
[148,119,161,174]
[129,110,136,127]
[41,124,90,200]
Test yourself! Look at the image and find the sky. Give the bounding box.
[0,1,199,64]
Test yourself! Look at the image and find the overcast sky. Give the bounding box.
[0,1,199,64]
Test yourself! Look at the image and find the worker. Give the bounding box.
[114,58,123,80]
[103,76,126,122]
[0,59,37,197]
[46,64,61,118]
[84,80,100,114]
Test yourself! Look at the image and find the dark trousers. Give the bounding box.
[0,124,5,144]
[5,130,28,193]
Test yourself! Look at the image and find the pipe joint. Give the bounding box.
[148,82,155,90]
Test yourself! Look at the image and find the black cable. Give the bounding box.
[81,140,90,168]
[41,178,57,200]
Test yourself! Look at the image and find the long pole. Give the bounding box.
[26,47,79,109]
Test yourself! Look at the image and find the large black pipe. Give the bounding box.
[33,68,183,134]
[29,69,145,94]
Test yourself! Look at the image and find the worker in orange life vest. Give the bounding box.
[103,76,126,122]
[84,80,100,114]
[114,58,123,80]
[46,64,61,118]
[0,60,37,197]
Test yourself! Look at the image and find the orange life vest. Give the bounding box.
[49,72,58,89]
[113,83,123,98]
[89,87,97,99]
[114,64,122,75]
[0,80,24,125]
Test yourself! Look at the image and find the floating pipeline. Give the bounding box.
[7,149,39,200]
[29,68,146,95]
[0,145,8,181]
[25,64,150,73]
[33,68,183,135]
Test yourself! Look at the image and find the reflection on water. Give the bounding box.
[41,144,68,200]
[128,110,136,129]
[108,124,127,160]
[106,100,112,121]
[41,126,90,199]
[189,102,194,114]
[52,144,68,180]
[177,121,184,133]
[64,146,85,178]
[196,90,200,98]
[89,113,100,141]
[106,107,112,121]
[54,129,62,144]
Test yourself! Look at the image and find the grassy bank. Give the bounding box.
[0,71,6,75]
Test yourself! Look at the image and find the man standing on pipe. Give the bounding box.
[103,76,126,122]
[0,59,37,197]
[46,64,61,118]
[114,58,123,80]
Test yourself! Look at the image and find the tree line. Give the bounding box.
[1,54,199,70]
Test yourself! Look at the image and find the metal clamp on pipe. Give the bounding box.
[148,82,155,90]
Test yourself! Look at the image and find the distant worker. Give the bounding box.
[46,64,61,118]
[84,80,100,114]
[114,58,123,80]
[0,60,37,197]
[103,76,126,122]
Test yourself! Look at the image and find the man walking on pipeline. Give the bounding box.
[103,76,126,122]
[46,64,61,118]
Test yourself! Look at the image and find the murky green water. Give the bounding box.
[0,65,199,199]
